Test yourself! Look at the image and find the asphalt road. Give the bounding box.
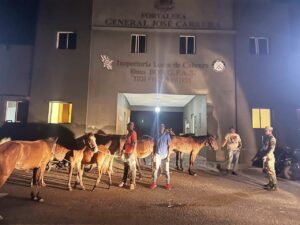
[0,159,300,225]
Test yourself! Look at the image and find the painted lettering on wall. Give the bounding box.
[116,60,209,85]
[104,12,221,30]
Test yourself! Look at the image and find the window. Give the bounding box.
[5,101,28,123]
[249,37,269,55]
[56,32,77,49]
[252,108,271,128]
[131,34,147,53]
[48,101,72,124]
[180,35,195,54]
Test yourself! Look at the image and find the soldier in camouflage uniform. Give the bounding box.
[262,126,277,191]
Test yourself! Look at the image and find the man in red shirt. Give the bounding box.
[119,122,137,190]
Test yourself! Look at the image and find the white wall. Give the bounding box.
[183,95,207,136]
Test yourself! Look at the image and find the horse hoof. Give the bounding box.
[68,187,73,191]
[188,171,196,176]
[42,183,47,187]
[81,187,86,191]
[38,198,44,203]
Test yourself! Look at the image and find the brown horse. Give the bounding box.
[67,133,113,191]
[0,137,58,202]
[170,135,219,175]
[37,144,71,187]
[91,143,114,191]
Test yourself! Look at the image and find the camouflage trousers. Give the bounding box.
[264,155,277,185]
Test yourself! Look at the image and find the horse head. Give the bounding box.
[118,135,127,156]
[46,137,59,158]
[83,132,98,153]
[166,128,176,136]
[0,137,11,145]
[205,134,219,151]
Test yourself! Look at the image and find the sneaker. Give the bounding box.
[166,184,172,191]
[263,182,271,188]
[129,183,135,190]
[232,171,238,175]
[118,182,126,188]
[150,183,157,190]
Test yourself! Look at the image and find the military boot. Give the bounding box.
[268,184,277,191]
[265,183,277,191]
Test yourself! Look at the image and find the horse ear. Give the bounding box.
[105,141,112,148]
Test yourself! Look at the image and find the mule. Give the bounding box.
[67,133,114,191]
[91,142,114,191]
[170,135,219,175]
[0,137,58,202]
[67,133,98,191]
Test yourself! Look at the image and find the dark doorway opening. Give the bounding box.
[130,111,183,137]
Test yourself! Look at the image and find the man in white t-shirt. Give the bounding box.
[222,127,242,175]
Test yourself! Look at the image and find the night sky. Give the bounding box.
[0,0,38,45]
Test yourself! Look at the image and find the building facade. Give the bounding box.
[1,0,300,164]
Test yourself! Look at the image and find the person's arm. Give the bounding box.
[265,137,276,155]
[222,135,228,148]
[238,136,242,149]
[167,134,172,160]
[131,132,137,153]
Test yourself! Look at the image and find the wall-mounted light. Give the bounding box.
[155,106,160,113]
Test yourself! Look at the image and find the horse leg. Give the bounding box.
[180,152,184,171]
[78,163,85,190]
[31,168,38,200]
[41,176,46,187]
[92,165,103,191]
[188,151,197,176]
[176,151,180,170]
[136,158,143,180]
[68,162,74,191]
[108,170,112,189]
[31,168,43,202]
[108,156,113,188]
[35,165,46,202]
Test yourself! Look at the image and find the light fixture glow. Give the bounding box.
[155,106,160,113]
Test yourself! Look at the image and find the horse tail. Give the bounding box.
[107,154,114,174]
[0,141,21,188]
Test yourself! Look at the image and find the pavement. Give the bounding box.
[0,156,300,225]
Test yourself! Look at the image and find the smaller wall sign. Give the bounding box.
[100,55,114,70]
[212,60,226,72]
